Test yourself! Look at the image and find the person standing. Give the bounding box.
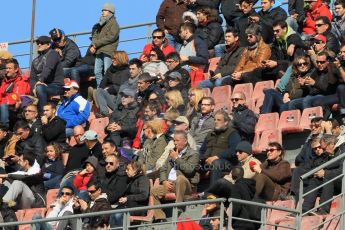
[91,2,120,87]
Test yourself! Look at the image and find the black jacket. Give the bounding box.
[53,38,81,68]
[109,102,139,138]
[231,105,258,142]
[15,131,46,165]
[124,173,150,207]
[75,46,96,68]
[235,10,259,47]
[42,158,65,181]
[99,168,128,204]
[42,116,66,144]
[215,44,243,76]
[288,0,305,24]
[164,64,191,88]
[65,143,89,173]
[221,0,258,26]
[30,48,64,92]
[324,29,340,54]
[30,119,42,135]
[99,65,130,96]
[137,83,165,106]
[195,20,224,49]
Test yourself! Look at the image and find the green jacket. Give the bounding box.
[92,17,120,57]
[159,146,200,185]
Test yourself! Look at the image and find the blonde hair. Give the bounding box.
[185,88,204,117]
[112,51,129,66]
[165,90,184,109]
[164,108,180,121]
[145,118,165,135]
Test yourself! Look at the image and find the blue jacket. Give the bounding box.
[57,93,90,128]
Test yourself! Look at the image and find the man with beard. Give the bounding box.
[91,2,120,87]
[41,102,66,145]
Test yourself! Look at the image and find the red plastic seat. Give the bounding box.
[256,129,282,153]
[266,199,295,229]
[232,83,254,103]
[276,216,322,230]
[46,189,59,209]
[322,215,340,230]
[252,80,274,102]
[330,196,342,215]
[278,110,303,133]
[202,88,211,97]
[208,57,220,74]
[129,195,155,223]
[19,208,47,230]
[15,209,25,222]
[89,117,109,143]
[212,85,232,112]
[300,106,323,130]
[255,113,279,134]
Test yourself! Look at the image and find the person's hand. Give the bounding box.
[41,115,48,125]
[321,121,332,134]
[314,169,325,178]
[164,30,169,35]
[79,169,88,175]
[14,100,21,111]
[90,45,96,54]
[212,73,222,79]
[297,77,306,86]
[107,122,117,132]
[169,148,179,160]
[113,124,122,131]
[307,49,315,57]
[205,156,219,165]
[252,164,262,173]
[0,174,8,178]
[334,58,342,68]
[305,76,315,86]
[59,195,68,205]
[249,16,260,23]
[55,48,62,57]
[180,55,189,62]
[287,44,295,56]
[119,197,127,204]
[35,81,47,87]
[163,181,174,191]
[78,199,88,211]
[291,13,299,20]
[231,71,242,80]
[283,93,290,103]
[264,60,278,68]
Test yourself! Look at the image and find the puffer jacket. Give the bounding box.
[99,64,130,95]
[234,38,271,73]
[0,74,30,105]
[303,0,332,34]
[92,16,120,57]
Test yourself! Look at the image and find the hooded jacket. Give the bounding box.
[0,74,30,105]
[99,64,130,95]
[73,156,98,191]
[92,16,120,57]
[303,0,332,35]
[57,93,91,128]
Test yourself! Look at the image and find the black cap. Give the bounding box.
[36,36,51,44]
[49,28,64,42]
[235,141,252,155]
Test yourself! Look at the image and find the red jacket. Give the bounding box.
[0,74,30,105]
[73,172,93,191]
[139,39,175,62]
[303,0,332,34]
[132,118,169,149]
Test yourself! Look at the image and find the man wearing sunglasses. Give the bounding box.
[314,16,340,53]
[57,80,90,137]
[302,0,331,36]
[139,29,175,63]
[49,28,81,75]
[30,35,64,114]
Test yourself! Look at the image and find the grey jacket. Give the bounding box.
[92,17,120,57]
[159,146,200,185]
[190,113,215,147]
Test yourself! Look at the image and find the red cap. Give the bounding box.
[63,80,79,89]
[313,34,327,43]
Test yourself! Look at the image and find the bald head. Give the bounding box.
[73,125,85,145]
[231,92,246,108]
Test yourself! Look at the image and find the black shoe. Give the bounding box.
[316,209,329,215]
[152,218,167,223]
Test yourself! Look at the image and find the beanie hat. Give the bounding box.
[102,2,115,14]
[245,24,261,41]
[235,141,252,155]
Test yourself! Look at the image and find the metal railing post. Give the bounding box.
[75,217,83,230]
[260,207,267,229]
[340,159,345,229]
[29,0,36,67]
[296,178,304,229]
[227,200,233,229]
[123,211,128,229]
[147,24,153,44]
[219,201,225,228]
[172,206,178,229]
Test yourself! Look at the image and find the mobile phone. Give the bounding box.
[261,60,267,64]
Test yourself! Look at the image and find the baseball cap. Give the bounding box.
[80,130,98,141]
[313,34,327,43]
[172,116,189,126]
[120,88,136,97]
[63,80,79,89]
[49,28,64,42]
[167,72,182,81]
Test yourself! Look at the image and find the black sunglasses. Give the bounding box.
[106,162,115,166]
[87,189,98,194]
[152,36,163,39]
[316,60,327,64]
[61,192,72,196]
[297,62,307,67]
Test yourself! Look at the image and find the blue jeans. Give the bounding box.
[0,104,9,124]
[260,89,288,114]
[109,212,123,228]
[198,75,231,88]
[165,33,181,51]
[32,214,53,230]
[95,53,112,87]
[214,44,226,57]
[36,83,62,114]
[65,64,93,84]
[43,175,62,190]
[288,95,325,110]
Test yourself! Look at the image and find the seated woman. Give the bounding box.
[142,47,168,77]
[42,143,65,190]
[251,142,291,201]
[165,90,186,115]
[260,55,315,114]
[137,119,168,174]
[185,88,204,123]
[110,161,150,228]
[94,51,130,117]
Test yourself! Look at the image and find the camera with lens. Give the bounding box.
[337,54,345,67]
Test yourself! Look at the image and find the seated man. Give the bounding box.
[41,102,66,146]
[222,24,271,86]
[80,130,103,161]
[0,59,30,124]
[0,123,18,159]
[230,92,257,143]
[30,36,64,114]
[24,104,42,134]
[151,130,199,220]
[1,153,44,209]
[190,97,215,149]
[200,110,241,185]
[49,28,81,73]
[14,120,46,165]
[106,88,139,146]
[332,0,345,43]
[315,16,340,54]
[136,73,164,106]
[101,140,131,165]
[164,52,191,88]
[57,80,90,137]
[32,185,75,230]
[139,28,174,63]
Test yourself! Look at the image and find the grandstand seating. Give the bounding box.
[253,129,282,153]
[89,117,109,143]
[300,106,323,130]
[129,195,155,223]
[232,83,254,104]
[207,57,221,77]
[202,88,211,97]
[211,85,232,112]
[266,199,295,230]
[255,112,279,134]
[278,110,303,133]
[46,189,59,209]
[275,216,323,230]
[252,80,274,114]
[18,208,47,230]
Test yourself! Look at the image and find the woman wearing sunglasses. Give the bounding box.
[260,55,315,114]
[251,142,291,201]
[142,47,169,78]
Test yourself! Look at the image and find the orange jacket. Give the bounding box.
[0,74,30,105]
[303,0,332,34]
